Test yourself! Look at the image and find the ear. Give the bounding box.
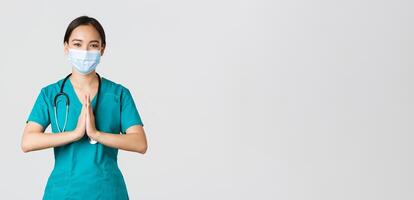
[100,45,106,56]
[63,42,69,55]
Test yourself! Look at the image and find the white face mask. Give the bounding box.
[67,48,101,75]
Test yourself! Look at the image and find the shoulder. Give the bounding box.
[101,77,137,105]
[38,78,65,98]
[101,77,136,101]
[101,77,130,93]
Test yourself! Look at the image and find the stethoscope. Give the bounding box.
[53,72,101,144]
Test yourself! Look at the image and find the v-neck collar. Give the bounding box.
[66,76,102,107]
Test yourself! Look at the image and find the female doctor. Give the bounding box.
[20,16,148,199]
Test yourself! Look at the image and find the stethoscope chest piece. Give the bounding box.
[89,138,98,144]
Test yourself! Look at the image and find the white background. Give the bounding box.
[0,0,413,199]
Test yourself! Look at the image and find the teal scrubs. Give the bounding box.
[26,76,144,200]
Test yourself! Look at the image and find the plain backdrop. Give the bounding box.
[0,0,413,199]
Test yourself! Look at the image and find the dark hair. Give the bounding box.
[63,15,106,47]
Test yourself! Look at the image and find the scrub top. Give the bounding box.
[26,75,144,200]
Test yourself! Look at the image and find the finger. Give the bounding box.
[85,110,90,131]
[83,94,89,116]
[86,109,90,122]
[84,96,88,118]
[84,94,88,106]
[86,94,89,108]
[82,96,86,109]
[82,95,86,110]
[88,95,93,114]
[86,96,90,118]
[81,96,86,115]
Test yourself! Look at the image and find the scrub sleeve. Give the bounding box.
[120,87,144,133]
[26,88,51,129]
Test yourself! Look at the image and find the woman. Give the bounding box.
[21,15,148,199]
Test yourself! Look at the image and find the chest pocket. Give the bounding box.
[96,93,121,133]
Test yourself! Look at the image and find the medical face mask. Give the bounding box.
[67,48,101,75]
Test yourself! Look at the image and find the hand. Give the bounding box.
[85,94,101,141]
[72,96,87,140]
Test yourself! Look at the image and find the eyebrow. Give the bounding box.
[71,39,100,44]
[89,40,100,44]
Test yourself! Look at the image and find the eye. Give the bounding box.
[73,43,81,47]
[91,44,99,48]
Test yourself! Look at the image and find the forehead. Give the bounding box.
[69,25,101,42]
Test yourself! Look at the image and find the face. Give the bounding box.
[64,25,105,55]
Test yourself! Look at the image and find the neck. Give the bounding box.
[69,69,98,88]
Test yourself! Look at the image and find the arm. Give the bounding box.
[84,95,148,154]
[91,125,148,154]
[21,122,80,153]
[21,99,88,153]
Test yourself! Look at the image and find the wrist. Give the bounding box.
[93,130,102,141]
[71,130,83,140]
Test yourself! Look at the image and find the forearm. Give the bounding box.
[21,131,78,152]
[94,131,146,153]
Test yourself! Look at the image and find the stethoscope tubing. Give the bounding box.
[53,73,101,144]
